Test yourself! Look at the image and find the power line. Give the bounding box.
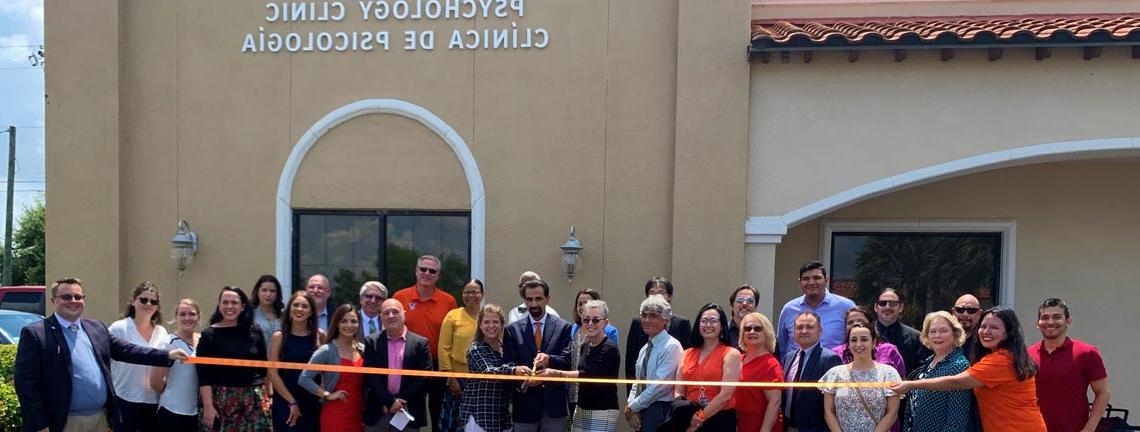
[0,66,40,70]
[0,45,43,48]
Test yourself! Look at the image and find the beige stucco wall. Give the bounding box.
[748,47,1140,217]
[771,159,1140,410]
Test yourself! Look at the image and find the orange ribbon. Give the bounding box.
[187,356,893,388]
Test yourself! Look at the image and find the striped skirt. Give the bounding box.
[571,407,619,432]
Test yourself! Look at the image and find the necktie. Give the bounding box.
[786,349,806,424]
[368,318,378,336]
[533,321,543,350]
[65,323,79,350]
[636,339,654,395]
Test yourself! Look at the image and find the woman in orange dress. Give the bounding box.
[736,312,783,432]
[675,303,741,431]
[299,305,366,432]
[892,306,1046,432]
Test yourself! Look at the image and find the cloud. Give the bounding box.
[0,33,35,66]
[0,0,43,33]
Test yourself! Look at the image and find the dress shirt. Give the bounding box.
[626,330,683,412]
[360,311,382,338]
[56,315,107,415]
[507,304,560,324]
[776,291,855,359]
[387,327,407,394]
[108,317,168,404]
[317,308,330,332]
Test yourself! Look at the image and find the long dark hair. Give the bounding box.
[123,280,162,325]
[690,303,733,348]
[327,304,359,343]
[970,306,1037,381]
[841,322,879,363]
[281,291,320,349]
[572,288,601,326]
[209,286,254,327]
[251,275,284,319]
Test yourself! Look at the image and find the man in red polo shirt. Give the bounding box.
[392,254,457,432]
[1028,298,1110,432]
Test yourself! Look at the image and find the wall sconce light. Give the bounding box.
[560,225,582,284]
[170,220,198,276]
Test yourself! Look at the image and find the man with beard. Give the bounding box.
[502,279,573,431]
[953,293,983,358]
[305,274,335,331]
[874,288,931,373]
[1028,298,1110,432]
[727,284,759,348]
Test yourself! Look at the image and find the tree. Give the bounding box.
[8,200,45,286]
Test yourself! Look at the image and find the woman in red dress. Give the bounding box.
[299,304,366,432]
[736,312,784,432]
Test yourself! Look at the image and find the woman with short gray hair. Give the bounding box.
[541,300,621,431]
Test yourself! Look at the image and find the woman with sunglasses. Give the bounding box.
[820,323,901,432]
[108,281,168,432]
[892,307,1046,431]
[149,298,203,432]
[567,288,619,414]
[541,299,622,432]
[736,312,784,432]
[675,303,741,431]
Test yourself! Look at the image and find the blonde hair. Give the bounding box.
[739,312,777,353]
[476,304,506,342]
[920,310,966,349]
[166,298,202,329]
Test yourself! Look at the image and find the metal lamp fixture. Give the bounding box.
[170,220,198,276]
[560,225,583,283]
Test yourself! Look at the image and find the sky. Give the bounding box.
[0,0,45,235]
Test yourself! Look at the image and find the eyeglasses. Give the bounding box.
[362,294,384,301]
[640,312,664,320]
[743,325,764,333]
[734,297,756,305]
[699,318,720,325]
[876,300,900,307]
[137,298,159,306]
[953,306,981,314]
[418,267,439,274]
[56,293,86,301]
[581,317,604,325]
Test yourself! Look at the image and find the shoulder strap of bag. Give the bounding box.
[849,364,880,423]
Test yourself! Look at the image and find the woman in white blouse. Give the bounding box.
[108,280,169,432]
[149,298,202,432]
[820,322,901,432]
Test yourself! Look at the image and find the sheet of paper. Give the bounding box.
[389,407,415,430]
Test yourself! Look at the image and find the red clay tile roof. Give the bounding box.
[751,14,1140,51]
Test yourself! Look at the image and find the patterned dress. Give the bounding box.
[907,348,975,432]
[820,363,901,432]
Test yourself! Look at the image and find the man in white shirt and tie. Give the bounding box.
[625,295,683,432]
[358,281,388,340]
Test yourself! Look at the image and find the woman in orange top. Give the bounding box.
[892,307,1046,432]
[675,303,741,431]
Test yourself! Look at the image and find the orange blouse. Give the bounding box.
[680,344,736,411]
[967,349,1047,432]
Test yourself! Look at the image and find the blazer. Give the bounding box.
[782,343,842,432]
[624,313,691,390]
[362,328,433,429]
[502,314,573,423]
[14,315,172,432]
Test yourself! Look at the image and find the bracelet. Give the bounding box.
[289,401,298,407]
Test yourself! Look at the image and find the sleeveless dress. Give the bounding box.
[320,356,365,432]
[273,333,322,432]
[680,344,737,431]
[736,352,784,432]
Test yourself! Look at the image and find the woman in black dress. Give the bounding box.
[268,291,325,431]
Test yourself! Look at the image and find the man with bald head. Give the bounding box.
[363,299,432,432]
[953,294,983,356]
[305,274,335,331]
[508,271,561,323]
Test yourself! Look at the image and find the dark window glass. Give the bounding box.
[830,232,1001,328]
[0,291,45,315]
[294,211,470,307]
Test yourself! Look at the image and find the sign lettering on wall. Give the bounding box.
[242,0,549,53]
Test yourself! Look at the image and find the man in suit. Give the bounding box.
[305,273,337,331]
[358,281,387,340]
[502,279,573,432]
[363,298,433,432]
[782,311,842,432]
[14,277,188,432]
[625,277,691,391]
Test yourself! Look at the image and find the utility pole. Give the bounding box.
[3,125,13,286]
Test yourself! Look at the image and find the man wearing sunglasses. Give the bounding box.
[358,281,389,340]
[952,293,982,358]
[15,278,189,432]
[727,284,760,348]
[393,255,457,432]
[874,288,930,373]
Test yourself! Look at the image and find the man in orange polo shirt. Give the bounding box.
[392,254,457,432]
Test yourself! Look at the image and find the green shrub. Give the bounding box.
[0,345,15,383]
[0,344,18,431]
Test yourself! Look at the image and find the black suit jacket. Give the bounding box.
[14,315,172,432]
[782,344,842,432]
[624,313,691,390]
[877,320,932,374]
[502,315,573,422]
[362,328,433,429]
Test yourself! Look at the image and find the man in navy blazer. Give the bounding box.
[363,298,433,432]
[14,278,187,432]
[782,311,842,432]
[502,279,573,432]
